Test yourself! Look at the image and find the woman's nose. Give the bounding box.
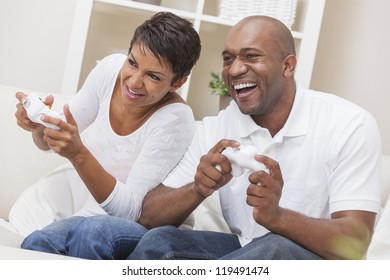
[128,72,144,89]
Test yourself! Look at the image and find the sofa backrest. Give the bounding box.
[0,86,69,220]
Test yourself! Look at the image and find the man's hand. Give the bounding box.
[193,139,240,197]
[246,155,284,228]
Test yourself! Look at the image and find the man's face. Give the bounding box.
[221,20,287,117]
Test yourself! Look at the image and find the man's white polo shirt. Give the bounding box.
[163,86,382,246]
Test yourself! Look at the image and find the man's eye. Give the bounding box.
[223,56,234,65]
[223,56,232,62]
[245,54,258,59]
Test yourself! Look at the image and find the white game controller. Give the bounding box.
[23,93,66,130]
[220,145,268,176]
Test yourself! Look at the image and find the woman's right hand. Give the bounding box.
[15,92,53,132]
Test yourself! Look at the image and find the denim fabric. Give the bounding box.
[22,216,85,255]
[21,215,147,260]
[128,226,323,260]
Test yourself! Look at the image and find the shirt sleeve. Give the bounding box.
[162,121,206,189]
[328,111,382,214]
[100,103,196,220]
[68,54,124,132]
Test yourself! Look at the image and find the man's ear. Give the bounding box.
[283,54,297,78]
[171,76,188,91]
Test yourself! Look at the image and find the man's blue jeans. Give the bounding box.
[128,225,323,260]
[21,215,148,259]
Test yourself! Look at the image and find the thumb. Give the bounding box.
[63,104,77,126]
[43,95,54,108]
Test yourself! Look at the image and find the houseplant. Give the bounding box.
[209,71,228,96]
[209,71,231,110]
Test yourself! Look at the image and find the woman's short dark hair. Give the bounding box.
[129,12,201,84]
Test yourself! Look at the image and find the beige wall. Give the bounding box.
[311,0,390,155]
[0,0,76,94]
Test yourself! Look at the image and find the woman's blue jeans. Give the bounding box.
[21,215,148,259]
[128,225,323,260]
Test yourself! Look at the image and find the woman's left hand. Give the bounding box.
[41,104,86,160]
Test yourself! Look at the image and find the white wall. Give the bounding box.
[311,0,390,155]
[0,0,76,94]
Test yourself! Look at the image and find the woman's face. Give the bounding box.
[120,43,179,108]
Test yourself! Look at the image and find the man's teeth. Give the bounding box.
[234,83,257,90]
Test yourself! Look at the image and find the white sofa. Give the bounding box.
[0,85,389,259]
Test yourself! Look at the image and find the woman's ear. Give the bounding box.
[283,54,297,78]
[171,76,188,91]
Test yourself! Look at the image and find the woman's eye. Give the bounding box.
[149,74,160,81]
[128,59,136,67]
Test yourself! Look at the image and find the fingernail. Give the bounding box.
[21,98,27,105]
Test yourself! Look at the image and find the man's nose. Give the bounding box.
[229,58,248,76]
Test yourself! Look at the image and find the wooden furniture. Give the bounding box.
[62,0,325,119]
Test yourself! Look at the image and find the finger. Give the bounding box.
[197,154,232,184]
[15,92,27,103]
[247,183,266,198]
[15,102,27,118]
[246,183,275,208]
[195,171,223,189]
[63,104,77,126]
[15,101,40,130]
[194,170,232,198]
[254,154,283,182]
[40,114,65,130]
[207,139,240,155]
[248,169,269,187]
[43,95,54,108]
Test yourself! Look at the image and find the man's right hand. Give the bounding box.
[193,139,240,197]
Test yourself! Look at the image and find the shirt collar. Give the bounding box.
[231,84,311,139]
[281,84,311,137]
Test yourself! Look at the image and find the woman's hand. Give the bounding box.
[15,92,54,132]
[41,104,87,161]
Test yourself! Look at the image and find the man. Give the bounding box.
[129,15,382,260]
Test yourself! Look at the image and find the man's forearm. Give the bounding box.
[138,183,206,229]
[266,208,375,259]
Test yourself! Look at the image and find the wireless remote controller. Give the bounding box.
[220,145,268,176]
[23,93,65,130]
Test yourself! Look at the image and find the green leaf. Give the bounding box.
[208,71,229,96]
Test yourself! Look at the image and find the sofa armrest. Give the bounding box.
[0,219,24,247]
[0,85,70,220]
[8,164,89,237]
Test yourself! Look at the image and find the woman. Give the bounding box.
[14,12,201,258]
